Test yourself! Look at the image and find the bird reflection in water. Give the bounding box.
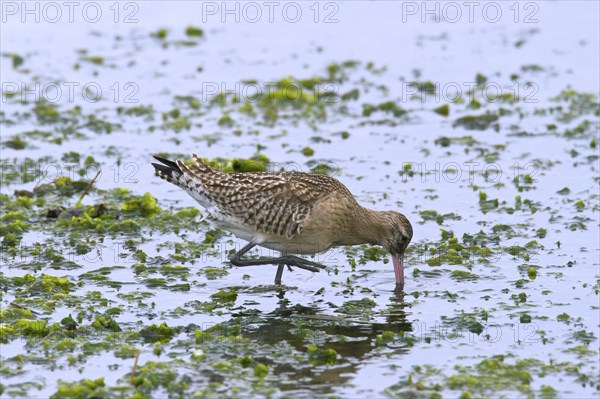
[226,290,413,395]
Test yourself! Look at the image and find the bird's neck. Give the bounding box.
[338,206,389,247]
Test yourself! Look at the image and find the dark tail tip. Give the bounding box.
[151,162,172,176]
[152,155,183,185]
[153,155,181,173]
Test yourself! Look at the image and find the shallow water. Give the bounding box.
[1,1,599,398]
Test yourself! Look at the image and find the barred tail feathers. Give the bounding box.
[152,154,218,209]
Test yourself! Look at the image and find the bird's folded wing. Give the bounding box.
[178,156,348,239]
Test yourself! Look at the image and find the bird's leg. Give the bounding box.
[228,242,257,261]
[277,255,327,271]
[229,243,327,272]
[274,264,285,285]
[232,254,325,272]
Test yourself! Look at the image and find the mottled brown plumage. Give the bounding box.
[152,154,413,287]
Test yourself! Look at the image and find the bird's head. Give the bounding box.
[380,211,413,287]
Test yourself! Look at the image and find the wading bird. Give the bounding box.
[152,154,413,289]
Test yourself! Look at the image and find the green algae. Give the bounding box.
[550,89,600,123]
[179,154,270,173]
[206,65,363,126]
[3,135,28,150]
[453,112,500,131]
[185,26,204,37]
[232,158,267,172]
[82,55,104,65]
[121,193,161,218]
[7,53,24,69]
[151,28,168,39]
[433,104,450,117]
[10,273,75,295]
[1,319,61,342]
[91,316,121,332]
[253,363,269,379]
[309,162,339,175]
[119,105,155,118]
[218,113,235,127]
[33,101,61,123]
[174,95,201,110]
[51,378,108,399]
[211,290,238,303]
[301,147,315,157]
[336,298,376,316]
[386,356,594,399]
[158,116,191,132]
[363,101,406,118]
[307,345,337,365]
[197,267,228,280]
[139,323,174,343]
[419,210,461,225]
[361,246,389,263]
[408,80,437,95]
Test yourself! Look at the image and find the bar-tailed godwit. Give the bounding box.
[152,154,413,288]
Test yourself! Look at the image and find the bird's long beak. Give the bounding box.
[392,253,404,287]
